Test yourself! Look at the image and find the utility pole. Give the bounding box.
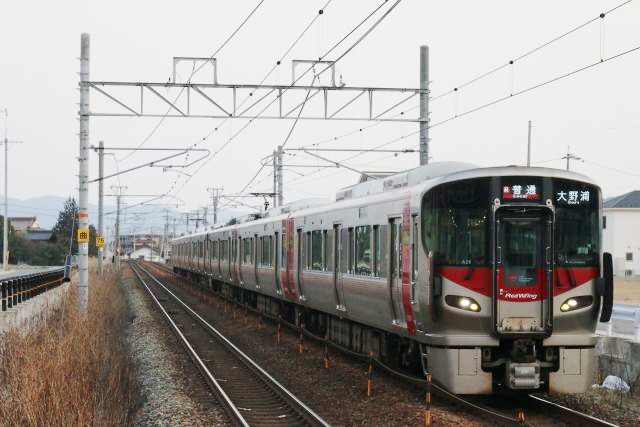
[0,109,22,270]
[563,145,581,171]
[115,195,121,270]
[527,121,532,167]
[419,45,430,166]
[78,33,90,305]
[277,145,283,206]
[111,185,126,270]
[207,187,223,225]
[162,209,169,261]
[98,140,104,274]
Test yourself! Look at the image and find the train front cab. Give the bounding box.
[421,173,613,394]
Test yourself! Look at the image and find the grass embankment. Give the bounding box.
[0,270,136,425]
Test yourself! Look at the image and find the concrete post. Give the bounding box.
[98,140,104,275]
[606,319,613,336]
[419,46,429,166]
[3,136,8,270]
[78,33,90,305]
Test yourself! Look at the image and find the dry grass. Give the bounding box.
[0,270,136,426]
[615,276,640,305]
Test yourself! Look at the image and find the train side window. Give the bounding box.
[261,235,272,266]
[373,225,381,277]
[312,230,323,271]
[347,227,355,274]
[306,232,312,270]
[355,225,372,276]
[322,230,329,271]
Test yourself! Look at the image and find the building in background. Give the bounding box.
[9,216,53,241]
[603,190,640,276]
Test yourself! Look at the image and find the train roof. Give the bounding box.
[171,163,599,242]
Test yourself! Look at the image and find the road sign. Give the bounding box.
[77,228,89,244]
[96,236,104,248]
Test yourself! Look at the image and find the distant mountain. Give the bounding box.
[0,194,247,234]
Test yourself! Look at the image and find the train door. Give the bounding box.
[389,217,405,325]
[297,228,306,301]
[274,231,282,294]
[495,209,552,335]
[333,223,346,311]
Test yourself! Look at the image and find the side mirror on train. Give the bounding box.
[597,252,614,323]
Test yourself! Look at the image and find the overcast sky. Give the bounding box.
[1,0,639,233]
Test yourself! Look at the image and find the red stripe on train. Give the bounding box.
[436,266,598,301]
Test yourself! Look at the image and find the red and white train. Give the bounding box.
[170,162,613,394]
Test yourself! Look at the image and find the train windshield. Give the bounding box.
[422,179,491,266]
[553,179,599,266]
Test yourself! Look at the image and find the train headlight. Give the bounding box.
[445,295,481,312]
[559,296,594,312]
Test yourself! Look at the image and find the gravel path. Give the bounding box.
[122,269,228,426]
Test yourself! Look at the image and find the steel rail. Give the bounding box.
[134,261,329,427]
[128,262,249,426]
[152,262,616,426]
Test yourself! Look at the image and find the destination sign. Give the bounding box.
[502,184,540,200]
[556,189,591,206]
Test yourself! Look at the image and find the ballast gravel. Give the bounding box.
[122,270,227,426]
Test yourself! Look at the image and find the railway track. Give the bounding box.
[147,262,619,426]
[129,261,328,427]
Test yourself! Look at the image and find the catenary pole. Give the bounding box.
[98,140,104,274]
[272,150,277,208]
[527,121,532,167]
[277,145,283,206]
[78,33,90,305]
[419,45,429,166]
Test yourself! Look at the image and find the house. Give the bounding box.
[127,245,161,262]
[603,190,640,276]
[9,217,43,231]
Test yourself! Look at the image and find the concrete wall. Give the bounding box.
[603,209,640,276]
[0,282,70,336]
[595,336,640,393]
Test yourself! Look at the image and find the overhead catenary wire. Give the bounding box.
[119,0,267,162]
[173,0,403,207]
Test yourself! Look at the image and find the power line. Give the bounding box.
[430,44,640,129]
[174,0,403,206]
[119,0,267,161]
[429,0,635,102]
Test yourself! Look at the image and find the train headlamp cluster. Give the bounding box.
[559,296,593,312]
[445,295,481,312]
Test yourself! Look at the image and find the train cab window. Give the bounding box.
[422,178,490,267]
[553,180,599,266]
[311,230,323,271]
[355,225,371,276]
